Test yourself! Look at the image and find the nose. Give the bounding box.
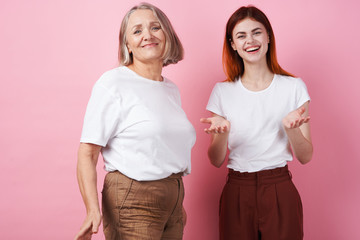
[143,28,153,41]
[246,35,255,44]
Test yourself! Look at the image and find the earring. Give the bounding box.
[126,45,132,54]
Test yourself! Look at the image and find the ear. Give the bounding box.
[126,44,132,54]
[230,39,236,51]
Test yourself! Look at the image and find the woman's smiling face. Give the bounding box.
[231,18,269,64]
[125,9,166,65]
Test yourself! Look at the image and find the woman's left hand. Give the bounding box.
[282,106,310,129]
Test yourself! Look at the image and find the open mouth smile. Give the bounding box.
[245,46,260,52]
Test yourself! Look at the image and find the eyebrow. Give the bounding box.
[235,27,262,35]
[130,21,161,30]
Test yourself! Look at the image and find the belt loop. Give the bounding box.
[288,170,293,179]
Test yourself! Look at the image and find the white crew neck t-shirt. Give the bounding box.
[81,66,196,181]
[206,74,310,173]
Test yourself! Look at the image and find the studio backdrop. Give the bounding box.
[1,0,359,239]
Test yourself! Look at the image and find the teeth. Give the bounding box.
[246,47,260,52]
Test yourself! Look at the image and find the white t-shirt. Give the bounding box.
[81,66,196,181]
[206,74,310,173]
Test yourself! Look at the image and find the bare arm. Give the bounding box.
[74,143,102,240]
[200,113,230,168]
[282,101,313,164]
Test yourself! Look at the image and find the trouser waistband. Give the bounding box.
[228,165,291,185]
[168,172,183,179]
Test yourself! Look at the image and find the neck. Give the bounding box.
[241,60,274,91]
[128,60,163,82]
[242,59,273,83]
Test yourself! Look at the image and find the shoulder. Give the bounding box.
[96,66,131,87]
[275,74,306,88]
[213,80,237,91]
[276,74,299,83]
[95,66,137,92]
[163,78,181,94]
[90,67,133,99]
[164,78,177,88]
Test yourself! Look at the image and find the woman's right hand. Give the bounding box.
[200,115,230,134]
[74,211,102,240]
[75,143,102,240]
[200,114,230,167]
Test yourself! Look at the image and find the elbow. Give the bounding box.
[211,159,223,168]
[208,151,225,168]
[299,157,311,165]
[297,147,313,165]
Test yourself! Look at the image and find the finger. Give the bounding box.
[74,227,92,240]
[298,117,310,127]
[77,226,89,237]
[209,130,218,135]
[76,219,94,239]
[208,126,217,132]
[288,120,296,128]
[92,223,99,234]
[217,126,223,133]
[204,128,217,134]
[298,118,305,127]
[295,119,302,128]
[200,118,211,124]
[297,106,306,115]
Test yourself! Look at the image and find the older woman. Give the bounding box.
[74,3,195,240]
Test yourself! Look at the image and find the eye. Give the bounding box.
[237,35,246,39]
[152,26,161,31]
[253,31,261,36]
[133,29,141,34]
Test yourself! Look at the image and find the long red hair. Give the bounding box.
[223,6,294,82]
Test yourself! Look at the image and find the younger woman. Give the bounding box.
[201,6,312,240]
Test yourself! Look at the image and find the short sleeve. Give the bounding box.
[170,80,182,106]
[80,81,122,147]
[206,83,225,117]
[295,78,311,108]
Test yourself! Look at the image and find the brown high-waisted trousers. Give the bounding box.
[102,171,185,240]
[219,165,303,240]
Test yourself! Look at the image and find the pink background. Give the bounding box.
[1,0,359,239]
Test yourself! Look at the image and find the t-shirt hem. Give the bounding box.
[79,138,106,147]
[297,97,311,108]
[206,106,225,118]
[227,161,290,173]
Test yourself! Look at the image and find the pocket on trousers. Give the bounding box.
[219,182,229,216]
[102,172,133,230]
[289,180,303,217]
